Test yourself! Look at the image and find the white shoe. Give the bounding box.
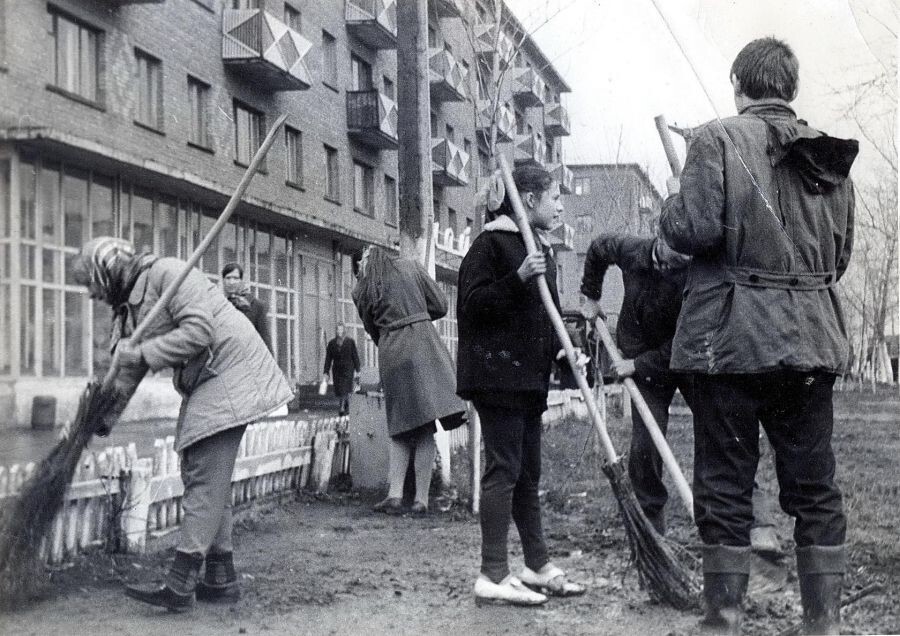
[473,574,548,607]
[519,564,587,597]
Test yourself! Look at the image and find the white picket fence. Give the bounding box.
[0,416,349,566]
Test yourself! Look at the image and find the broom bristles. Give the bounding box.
[0,380,116,609]
[601,459,700,610]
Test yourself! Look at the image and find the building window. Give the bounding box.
[427,26,437,48]
[352,161,374,216]
[322,30,337,88]
[448,207,458,234]
[350,54,372,91]
[574,177,591,196]
[384,175,398,226]
[383,76,395,100]
[232,0,259,8]
[285,127,303,186]
[445,124,455,143]
[134,50,162,130]
[430,113,438,138]
[479,149,490,177]
[233,101,264,167]
[324,145,340,201]
[50,10,100,103]
[188,76,210,149]
[284,4,301,31]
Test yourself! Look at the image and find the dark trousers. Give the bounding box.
[337,393,351,416]
[691,371,846,548]
[475,402,550,583]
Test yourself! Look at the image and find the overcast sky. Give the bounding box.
[507,0,897,191]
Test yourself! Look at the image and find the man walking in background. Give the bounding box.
[323,323,360,417]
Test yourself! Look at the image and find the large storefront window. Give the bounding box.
[436,280,458,361]
[5,155,308,381]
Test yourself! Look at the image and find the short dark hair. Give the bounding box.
[495,165,554,220]
[730,37,798,101]
[221,262,243,278]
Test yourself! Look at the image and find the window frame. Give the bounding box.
[187,75,212,151]
[323,144,341,203]
[352,160,374,217]
[48,9,102,107]
[233,100,266,169]
[134,48,163,132]
[285,126,304,188]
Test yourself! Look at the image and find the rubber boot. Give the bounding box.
[796,545,845,635]
[196,551,241,603]
[699,545,751,635]
[125,551,203,612]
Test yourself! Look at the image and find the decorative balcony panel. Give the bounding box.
[223,9,313,91]
[473,23,514,70]
[514,131,546,167]
[512,67,546,107]
[432,138,470,187]
[432,0,460,18]
[477,100,515,144]
[547,222,576,252]
[544,103,570,137]
[429,49,467,103]
[345,0,397,49]
[108,0,164,4]
[550,163,574,195]
[347,90,399,150]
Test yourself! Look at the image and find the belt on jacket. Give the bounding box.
[383,312,431,332]
[725,267,836,290]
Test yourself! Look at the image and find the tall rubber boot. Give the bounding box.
[796,545,845,635]
[125,550,203,612]
[699,545,751,635]
[196,551,241,603]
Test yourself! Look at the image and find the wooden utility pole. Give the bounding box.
[397,0,434,264]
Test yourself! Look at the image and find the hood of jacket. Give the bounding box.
[741,100,859,193]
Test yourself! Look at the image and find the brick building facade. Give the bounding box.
[0,0,572,426]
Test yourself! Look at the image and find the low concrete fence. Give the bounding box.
[0,416,349,566]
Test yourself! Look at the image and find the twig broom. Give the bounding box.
[0,114,288,609]
[497,155,699,610]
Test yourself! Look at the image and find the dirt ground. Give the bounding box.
[1,389,898,636]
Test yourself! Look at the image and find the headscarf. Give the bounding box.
[77,237,158,305]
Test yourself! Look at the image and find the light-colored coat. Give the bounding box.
[120,258,293,451]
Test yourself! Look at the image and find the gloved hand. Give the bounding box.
[612,358,636,379]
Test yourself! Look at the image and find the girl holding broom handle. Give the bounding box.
[72,237,293,612]
[457,165,588,606]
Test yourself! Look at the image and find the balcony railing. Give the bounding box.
[547,222,575,252]
[432,138,470,187]
[432,0,461,17]
[223,9,313,91]
[544,103,570,137]
[512,67,545,107]
[429,49,467,103]
[514,131,546,167]
[107,0,164,4]
[477,100,515,144]
[550,162,574,195]
[347,90,399,150]
[473,23,514,70]
[345,0,397,49]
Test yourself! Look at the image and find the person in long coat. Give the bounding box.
[352,245,466,514]
[221,262,272,352]
[323,323,360,416]
[72,237,293,612]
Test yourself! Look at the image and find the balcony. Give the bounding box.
[477,100,515,143]
[429,49,468,103]
[347,90,399,150]
[514,131,546,167]
[550,163,574,195]
[547,222,576,252]
[432,0,460,17]
[473,23,514,70]
[544,103,570,137]
[345,0,397,49]
[432,138,470,187]
[107,0,163,4]
[512,67,546,107]
[222,9,313,91]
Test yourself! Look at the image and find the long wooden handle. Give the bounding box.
[654,114,682,177]
[101,114,289,389]
[593,317,694,519]
[496,155,619,465]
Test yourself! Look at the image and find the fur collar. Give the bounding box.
[483,214,553,249]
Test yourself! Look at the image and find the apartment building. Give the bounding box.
[558,164,662,318]
[0,0,572,426]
